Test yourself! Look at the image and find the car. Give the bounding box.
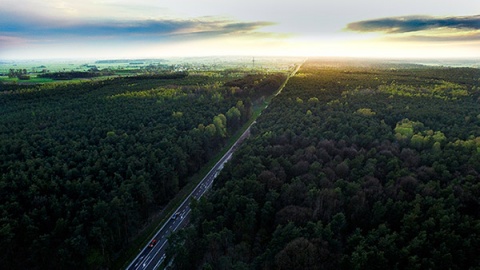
[148,239,157,248]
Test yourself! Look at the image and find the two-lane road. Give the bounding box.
[126,127,251,270]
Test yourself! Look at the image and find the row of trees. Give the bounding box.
[0,71,286,268]
[168,60,480,269]
[8,69,30,80]
[37,69,117,80]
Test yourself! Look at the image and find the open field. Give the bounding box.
[0,57,303,85]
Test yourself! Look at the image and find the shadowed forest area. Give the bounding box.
[0,71,286,269]
[168,60,480,269]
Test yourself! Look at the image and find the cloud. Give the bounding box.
[387,33,480,43]
[0,36,29,48]
[0,8,288,59]
[57,20,275,37]
[347,15,480,34]
[0,12,278,43]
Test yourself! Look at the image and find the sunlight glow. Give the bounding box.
[1,0,479,59]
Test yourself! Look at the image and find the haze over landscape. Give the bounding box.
[1,0,479,59]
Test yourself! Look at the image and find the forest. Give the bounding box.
[167,60,480,269]
[0,70,287,269]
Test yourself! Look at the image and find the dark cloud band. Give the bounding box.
[0,13,276,42]
[347,15,480,33]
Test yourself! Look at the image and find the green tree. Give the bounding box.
[213,114,227,138]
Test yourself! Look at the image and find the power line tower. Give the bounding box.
[252,57,255,69]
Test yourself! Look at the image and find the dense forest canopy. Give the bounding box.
[0,71,287,269]
[168,60,480,269]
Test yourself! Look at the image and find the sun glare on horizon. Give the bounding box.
[0,0,479,60]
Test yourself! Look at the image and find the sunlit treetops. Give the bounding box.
[342,81,470,100]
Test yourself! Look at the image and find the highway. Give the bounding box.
[126,60,304,270]
[126,126,252,270]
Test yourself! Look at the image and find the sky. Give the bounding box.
[0,0,479,59]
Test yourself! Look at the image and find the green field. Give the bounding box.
[0,57,301,85]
